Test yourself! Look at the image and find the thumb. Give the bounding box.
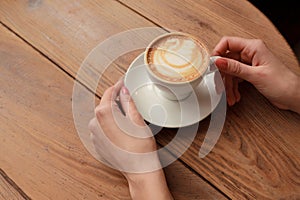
[119,86,145,126]
[215,58,254,81]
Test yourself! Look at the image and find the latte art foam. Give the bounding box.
[147,35,209,82]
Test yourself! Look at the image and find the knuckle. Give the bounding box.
[252,39,267,53]
[106,86,115,95]
[254,39,265,47]
[88,118,98,132]
[221,35,229,41]
[95,106,110,119]
[219,36,229,46]
[241,47,253,61]
[255,39,269,53]
[229,60,242,75]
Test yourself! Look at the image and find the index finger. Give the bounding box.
[212,36,253,56]
[212,36,265,64]
[99,79,124,107]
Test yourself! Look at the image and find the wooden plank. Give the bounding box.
[118,0,299,72]
[0,23,131,200]
[0,169,27,200]
[160,150,227,199]
[1,0,299,199]
[0,0,159,95]
[0,24,226,199]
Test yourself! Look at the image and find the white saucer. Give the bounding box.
[124,53,222,128]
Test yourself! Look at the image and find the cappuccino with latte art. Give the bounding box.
[146,33,209,82]
[144,32,215,101]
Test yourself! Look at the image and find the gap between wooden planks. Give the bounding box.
[0,0,299,199]
[0,23,226,199]
[0,169,29,200]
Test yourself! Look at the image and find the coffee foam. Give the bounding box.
[147,35,209,82]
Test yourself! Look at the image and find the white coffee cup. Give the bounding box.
[144,32,219,101]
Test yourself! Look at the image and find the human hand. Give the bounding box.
[88,80,173,200]
[212,36,300,113]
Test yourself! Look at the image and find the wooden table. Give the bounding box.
[1,0,299,199]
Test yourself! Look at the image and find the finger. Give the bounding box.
[225,75,236,106]
[88,117,99,134]
[96,88,121,125]
[212,36,254,56]
[88,122,115,167]
[96,84,124,125]
[212,37,270,65]
[119,86,145,126]
[119,86,132,116]
[225,51,241,62]
[99,80,123,107]
[99,86,114,107]
[215,57,254,82]
[113,78,124,100]
[88,117,106,146]
[233,78,241,102]
[225,49,252,65]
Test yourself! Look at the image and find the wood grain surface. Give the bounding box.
[0,169,27,200]
[1,0,300,199]
[0,23,131,200]
[118,0,299,72]
[0,23,225,199]
[0,0,159,95]
[157,87,300,199]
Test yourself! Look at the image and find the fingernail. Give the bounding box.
[215,58,228,70]
[226,95,234,106]
[121,86,129,95]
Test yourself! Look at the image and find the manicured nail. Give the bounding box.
[215,58,228,70]
[121,86,129,95]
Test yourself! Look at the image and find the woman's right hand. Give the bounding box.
[212,36,300,113]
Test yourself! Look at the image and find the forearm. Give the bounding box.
[125,169,173,200]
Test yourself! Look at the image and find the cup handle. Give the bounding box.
[206,56,221,75]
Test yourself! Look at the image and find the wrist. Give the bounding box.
[125,170,173,200]
[125,169,164,185]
